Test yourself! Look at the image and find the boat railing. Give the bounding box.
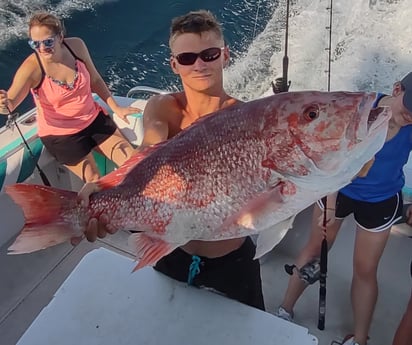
[0,108,37,136]
[126,85,169,99]
[0,108,39,163]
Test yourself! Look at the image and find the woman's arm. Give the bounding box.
[0,55,39,113]
[66,37,141,123]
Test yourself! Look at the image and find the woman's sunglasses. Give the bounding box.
[28,36,57,50]
[173,47,224,66]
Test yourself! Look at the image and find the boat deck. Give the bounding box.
[0,205,410,345]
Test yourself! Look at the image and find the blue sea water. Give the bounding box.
[0,0,410,121]
[0,0,277,119]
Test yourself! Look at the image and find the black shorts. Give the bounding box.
[318,191,403,231]
[40,111,118,166]
[153,237,265,311]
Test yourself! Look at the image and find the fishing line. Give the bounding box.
[252,0,261,40]
[5,105,51,186]
[318,0,334,331]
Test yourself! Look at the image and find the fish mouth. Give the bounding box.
[353,95,390,144]
[367,106,386,130]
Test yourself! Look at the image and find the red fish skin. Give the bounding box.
[5,91,390,270]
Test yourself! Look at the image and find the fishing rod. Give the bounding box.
[271,0,291,94]
[4,105,51,186]
[325,0,333,92]
[318,0,334,331]
[318,198,329,330]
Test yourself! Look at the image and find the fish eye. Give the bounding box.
[303,105,319,121]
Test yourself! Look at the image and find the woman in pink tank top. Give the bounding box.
[0,12,140,182]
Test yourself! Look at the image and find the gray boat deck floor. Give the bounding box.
[0,206,410,345]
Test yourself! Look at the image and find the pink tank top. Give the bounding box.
[31,57,101,137]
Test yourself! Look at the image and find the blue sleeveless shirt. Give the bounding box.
[340,93,412,202]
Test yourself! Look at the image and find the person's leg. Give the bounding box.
[41,132,100,182]
[392,288,412,345]
[279,203,343,315]
[64,152,101,182]
[350,226,390,345]
[97,128,134,167]
[85,112,134,167]
[392,260,412,345]
[347,192,403,345]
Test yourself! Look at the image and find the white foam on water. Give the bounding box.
[225,0,412,99]
[0,0,116,48]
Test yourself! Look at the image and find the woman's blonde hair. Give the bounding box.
[28,12,65,37]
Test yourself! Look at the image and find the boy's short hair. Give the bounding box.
[169,10,224,47]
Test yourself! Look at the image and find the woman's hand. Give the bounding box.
[114,105,143,125]
[0,90,9,113]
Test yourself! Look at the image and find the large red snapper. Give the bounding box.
[5,91,390,270]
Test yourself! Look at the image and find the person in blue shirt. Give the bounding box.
[275,72,412,345]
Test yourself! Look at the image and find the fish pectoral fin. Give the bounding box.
[223,181,295,231]
[128,233,181,272]
[254,215,296,259]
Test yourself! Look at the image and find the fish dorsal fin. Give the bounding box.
[97,143,166,189]
[127,233,182,271]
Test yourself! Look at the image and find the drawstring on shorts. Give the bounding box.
[187,255,201,285]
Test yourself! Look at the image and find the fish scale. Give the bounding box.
[5,91,390,270]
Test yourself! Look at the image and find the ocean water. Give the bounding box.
[0,0,276,115]
[0,0,411,113]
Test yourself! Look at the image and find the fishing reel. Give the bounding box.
[5,112,18,130]
[271,77,291,94]
[284,258,321,285]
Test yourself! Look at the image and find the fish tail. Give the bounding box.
[5,184,80,254]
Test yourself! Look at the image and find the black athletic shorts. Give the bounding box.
[153,237,265,311]
[40,111,118,166]
[318,191,403,231]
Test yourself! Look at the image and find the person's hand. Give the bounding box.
[405,205,412,226]
[0,90,9,112]
[317,208,336,234]
[114,105,143,125]
[71,182,115,245]
[77,181,101,207]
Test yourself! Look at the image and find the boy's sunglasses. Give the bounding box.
[173,47,224,66]
[28,36,57,50]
